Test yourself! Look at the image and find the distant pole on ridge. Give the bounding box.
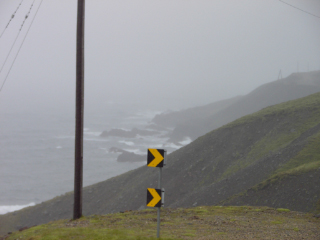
[278,70,282,80]
[74,0,85,220]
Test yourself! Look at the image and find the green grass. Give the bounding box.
[5,206,319,240]
[275,131,320,174]
[277,208,290,213]
[224,92,320,129]
[271,221,283,224]
[253,161,320,191]
[15,227,138,240]
[216,92,320,181]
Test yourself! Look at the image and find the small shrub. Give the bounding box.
[277,208,290,213]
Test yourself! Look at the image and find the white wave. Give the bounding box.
[163,142,181,149]
[0,202,36,215]
[140,135,170,142]
[84,131,101,137]
[84,137,110,142]
[179,137,192,146]
[146,143,165,149]
[119,140,135,146]
[112,127,130,131]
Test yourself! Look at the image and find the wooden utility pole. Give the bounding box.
[74,0,85,220]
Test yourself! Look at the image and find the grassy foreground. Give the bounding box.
[2,206,319,240]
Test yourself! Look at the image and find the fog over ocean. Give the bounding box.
[0,101,188,215]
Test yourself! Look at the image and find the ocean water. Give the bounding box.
[0,102,189,215]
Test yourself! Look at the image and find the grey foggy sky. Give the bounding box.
[0,0,320,114]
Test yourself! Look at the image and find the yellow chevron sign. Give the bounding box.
[147,188,162,208]
[147,149,165,167]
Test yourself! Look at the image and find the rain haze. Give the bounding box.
[0,0,320,213]
[0,0,319,112]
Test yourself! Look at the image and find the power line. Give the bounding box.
[0,32,21,74]
[19,0,36,31]
[0,0,25,39]
[279,0,320,19]
[0,0,36,75]
[0,0,45,93]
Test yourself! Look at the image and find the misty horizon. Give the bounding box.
[0,0,319,114]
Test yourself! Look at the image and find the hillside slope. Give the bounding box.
[151,95,242,128]
[1,91,320,235]
[3,206,320,240]
[158,71,320,142]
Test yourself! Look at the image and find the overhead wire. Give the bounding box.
[0,0,36,75]
[0,0,44,93]
[0,0,25,39]
[0,0,35,74]
[19,0,36,31]
[0,32,21,74]
[278,0,320,19]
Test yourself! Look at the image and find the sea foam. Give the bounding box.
[179,137,192,145]
[0,202,36,215]
[119,140,135,146]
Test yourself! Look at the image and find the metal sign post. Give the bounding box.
[146,148,166,238]
[157,167,162,238]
